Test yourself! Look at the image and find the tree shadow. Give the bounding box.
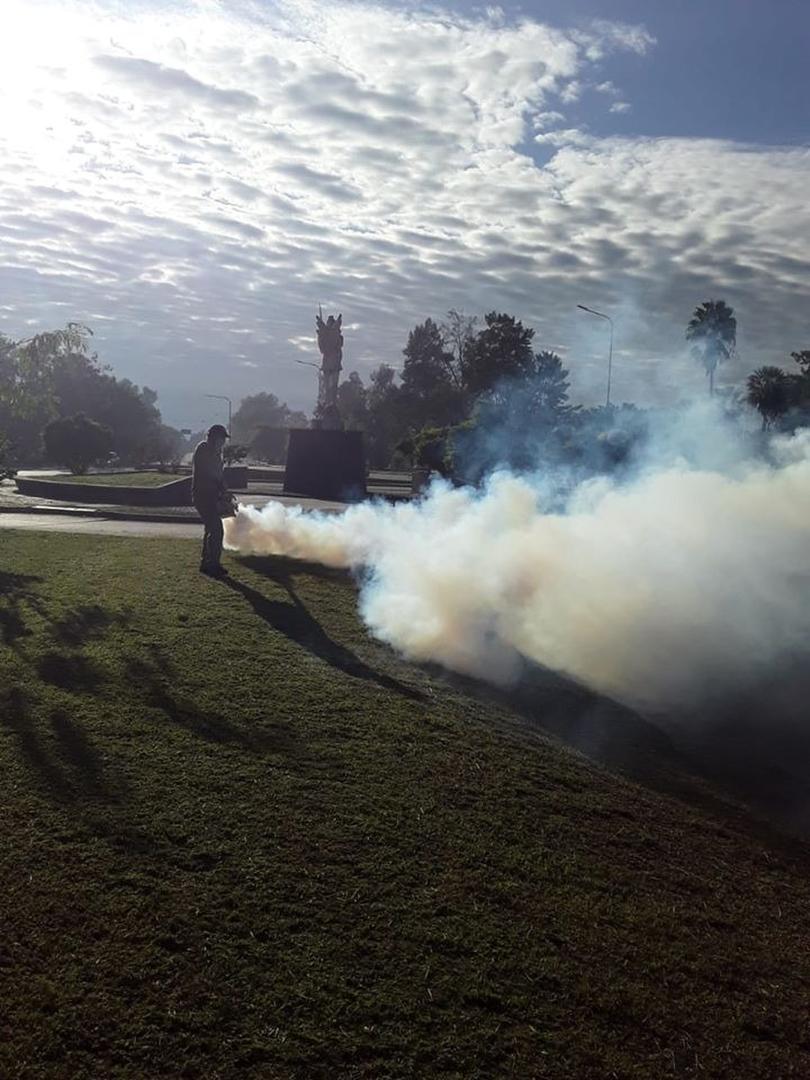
[0,573,131,655]
[50,709,122,799]
[125,654,299,754]
[667,662,810,834]
[37,651,105,692]
[445,660,678,778]
[0,688,127,804]
[50,604,131,646]
[222,572,425,702]
[0,569,45,648]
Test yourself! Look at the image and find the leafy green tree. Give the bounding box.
[52,356,163,464]
[0,433,16,481]
[400,319,463,429]
[686,300,737,396]
[43,413,112,474]
[0,324,96,460]
[440,309,477,390]
[526,350,573,418]
[0,323,173,464]
[231,392,307,445]
[790,351,810,403]
[251,429,288,463]
[746,366,790,430]
[453,350,576,479]
[223,443,249,465]
[475,350,573,428]
[396,425,455,475]
[0,323,92,418]
[147,424,186,467]
[785,350,810,424]
[365,364,404,468]
[463,312,535,399]
[337,372,368,430]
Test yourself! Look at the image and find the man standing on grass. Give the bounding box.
[192,424,232,577]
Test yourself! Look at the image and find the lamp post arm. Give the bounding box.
[577,305,614,407]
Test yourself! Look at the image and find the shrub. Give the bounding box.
[224,443,249,465]
[43,413,113,474]
[0,434,17,481]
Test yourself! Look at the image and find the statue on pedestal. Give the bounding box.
[284,307,366,501]
[314,308,343,429]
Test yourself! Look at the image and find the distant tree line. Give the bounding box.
[0,324,185,473]
[0,325,309,474]
[228,392,308,464]
[334,299,810,476]
[2,302,807,478]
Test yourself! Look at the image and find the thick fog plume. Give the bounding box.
[225,427,810,713]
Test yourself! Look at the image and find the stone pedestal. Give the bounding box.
[283,429,366,502]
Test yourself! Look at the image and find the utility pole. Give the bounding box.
[205,394,232,432]
[577,304,614,407]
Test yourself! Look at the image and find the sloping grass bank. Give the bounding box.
[1,531,809,1079]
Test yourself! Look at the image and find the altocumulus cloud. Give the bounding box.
[0,0,807,425]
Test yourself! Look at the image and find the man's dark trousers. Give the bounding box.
[195,500,223,569]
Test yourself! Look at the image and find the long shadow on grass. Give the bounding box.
[441,663,767,831]
[663,661,810,834]
[0,688,128,803]
[240,554,348,585]
[0,569,45,648]
[502,661,810,834]
[227,559,808,834]
[446,661,676,779]
[222,573,425,702]
[451,661,810,839]
[125,654,299,754]
[37,651,106,692]
[50,604,131,646]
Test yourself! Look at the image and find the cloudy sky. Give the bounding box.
[1,0,807,428]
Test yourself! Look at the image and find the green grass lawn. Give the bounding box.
[1,530,809,1079]
[50,472,182,487]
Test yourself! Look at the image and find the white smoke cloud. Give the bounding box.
[225,414,810,713]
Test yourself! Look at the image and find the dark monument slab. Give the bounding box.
[284,428,366,502]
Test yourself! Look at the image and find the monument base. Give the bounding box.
[284,429,366,502]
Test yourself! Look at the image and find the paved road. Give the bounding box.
[0,487,354,538]
[0,513,202,538]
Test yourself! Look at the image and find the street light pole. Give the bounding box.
[577,304,614,407]
[205,394,232,432]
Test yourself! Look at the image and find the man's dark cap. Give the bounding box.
[207,423,230,439]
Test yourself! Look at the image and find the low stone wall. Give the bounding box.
[15,475,193,506]
[224,466,249,490]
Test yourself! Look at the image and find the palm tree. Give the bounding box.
[686,300,737,395]
[746,366,789,431]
